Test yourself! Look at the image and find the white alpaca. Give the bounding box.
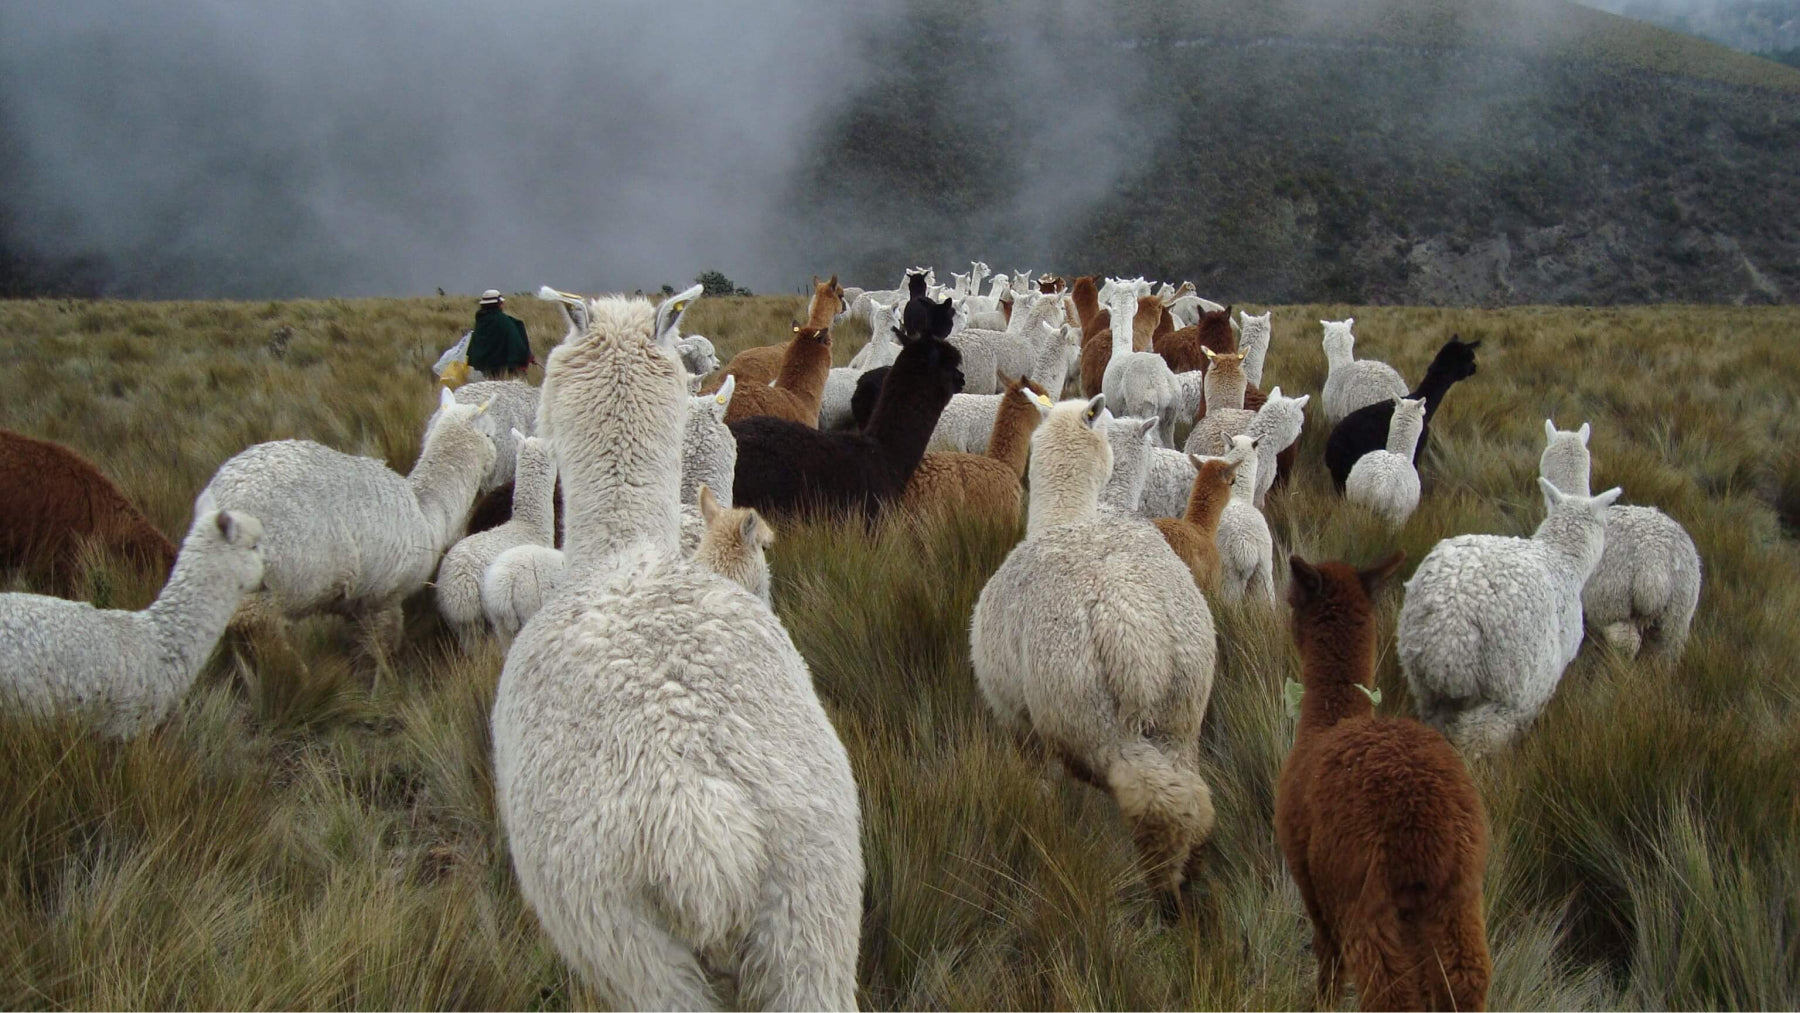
[846,299,902,371]
[1345,397,1426,529]
[1205,435,1274,605]
[197,387,496,660]
[692,485,776,606]
[1099,287,1181,449]
[491,286,861,1010]
[1096,414,1160,518]
[0,510,263,738]
[438,379,539,490]
[1238,310,1273,387]
[971,398,1218,908]
[675,333,719,379]
[436,430,556,653]
[1320,318,1408,426]
[680,375,740,554]
[1398,478,1624,756]
[949,292,1066,396]
[929,380,1056,454]
[1539,420,1702,659]
[1243,387,1310,509]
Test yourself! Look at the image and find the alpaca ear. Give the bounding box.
[1545,419,1558,443]
[827,274,838,289]
[1592,486,1624,511]
[1358,550,1406,597]
[1083,394,1106,426]
[699,485,720,524]
[1537,476,1567,510]
[715,374,737,410]
[655,284,702,347]
[1287,554,1324,604]
[512,427,528,447]
[438,386,457,412]
[1346,317,1354,327]
[1465,338,1482,350]
[1578,422,1591,445]
[215,510,236,541]
[1137,418,1157,440]
[1294,394,1310,408]
[1202,346,1216,361]
[1267,385,1282,399]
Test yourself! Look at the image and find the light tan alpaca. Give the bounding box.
[723,324,834,427]
[693,485,776,605]
[703,276,844,393]
[1189,348,1256,452]
[1153,457,1239,591]
[904,374,1053,521]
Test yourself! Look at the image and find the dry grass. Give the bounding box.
[1,294,1797,1009]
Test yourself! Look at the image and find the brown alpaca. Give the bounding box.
[1156,304,1238,375]
[904,373,1050,520]
[1037,275,1065,295]
[1152,457,1236,590]
[0,428,177,594]
[724,325,834,427]
[1277,552,1492,1012]
[702,276,845,394]
[1130,295,1165,351]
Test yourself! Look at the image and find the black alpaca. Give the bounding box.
[731,331,965,521]
[899,268,938,341]
[1325,335,1481,492]
[853,293,956,430]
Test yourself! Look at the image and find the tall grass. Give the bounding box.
[0,296,1796,1008]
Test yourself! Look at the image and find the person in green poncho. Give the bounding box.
[467,289,533,379]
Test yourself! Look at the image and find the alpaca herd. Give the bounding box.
[0,261,1710,1011]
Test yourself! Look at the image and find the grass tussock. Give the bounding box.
[1,296,1798,1008]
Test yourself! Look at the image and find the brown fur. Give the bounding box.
[1152,457,1236,590]
[724,325,834,427]
[0,428,177,594]
[1037,276,1065,295]
[1152,305,1176,345]
[805,274,845,329]
[1077,283,1160,396]
[700,276,844,395]
[693,485,775,594]
[904,373,1048,520]
[1130,296,1164,351]
[1155,304,1237,375]
[1276,553,1492,1012]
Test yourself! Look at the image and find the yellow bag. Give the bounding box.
[438,360,471,389]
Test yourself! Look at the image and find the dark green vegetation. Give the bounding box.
[793,0,1800,305]
[2,294,1798,1007]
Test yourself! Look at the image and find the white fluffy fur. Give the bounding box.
[0,511,264,738]
[1097,414,1160,518]
[972,399,1218,902]
[1398,478,1625,756]
[437,431,556,653]
[439,379,540,490]
[1345,397,1426,529]
[692,485,776,606]
[682,377,739,509]
[1320,318,1408,426]
[1204,435,1274,605]
[492,289,861,1009]
[1099,288,1180,448]
[949,293,1067,396]
[1539,420,1702,659]
[1237,310,1272,387]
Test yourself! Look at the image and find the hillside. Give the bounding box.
[791,0,1800,305]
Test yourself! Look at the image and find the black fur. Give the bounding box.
[901,282,955,342]
[732,334,965,521]
[851,366,890,431]
[1324,335,1481,492]
[862,295,955,430]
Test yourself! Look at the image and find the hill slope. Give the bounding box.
[792,0,1800,304]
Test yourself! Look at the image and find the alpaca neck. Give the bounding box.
[1227,450,1260,504]
[1184,476,1232,534]
[1109,310,1135,356]
[1132,301,1161,351]
[1028,325,1067,391]
[1241,322,1270,385]
[555,341,686,566]
[776,336,832,406]
[1295,626,1378,737]
[408,429,487,553]
[143,548,243,699]
[1072,282,1100,331]
[1203,363,1246,413]
[1028,470,1100,533]
[1532,508,1605,578]
[986,395,1039,479]
[865,346,950,477]
[1000,299,1014,326]
[1386,411,1425,457]
[1542,454,1592,498]
[1411,360,1466,418]
[1324,339,1354,372]
[511,451,558,545]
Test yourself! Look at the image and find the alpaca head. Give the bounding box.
[869,299,901,343]
[1253,386,1310,451]
[1286,551,1406,677]
[1027,396,1114,528]
[425,386,500,484]
[696,484,775,605]
[1533,479,1624,580]
[1188,455,1240,519]
[512,428,554,485]
[1006,373,1055,415]
[987,272,1011,296]
[682,376,738,506]
[906,268,931,299]
[1388,397,1428,451]
[808,275,846,327]
[1038,274,1065,295]
[1538,419,1593,498]
[1320,318,1356,363]
[187,509,266,596]
[1100,415,1159,511]
[905,296,957,342]
[675,334,719,379]
[1427,333,1482,384]
[538,285,590,345]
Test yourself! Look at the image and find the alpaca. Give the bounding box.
[1326,336,1482,492]
[1186,387,1311,509]
[436,431,556,653]
[971,398,1218,913]
[1154,304,1236,375]
[197,387,496,662]
[491,288,862,1010]
[1100,286,1181,449]
[692,485,776,605]
[928,368,1059,454]
[905,374,1052,521]
[675,333,718,379]
[845,299,902,370]
[0,428,177,595]
[700,280,843,395]
[1539,420,1702,659]
[731,331,965,523]
[1278,552,1491,1011]
[1398,478,1625,756]
[1185,348,1255,460]
[1237,310,1273,387]
[947,292,1066,396]
[1207,435,1276,605]
[438,379,540,490]
[0,510,264,738]
[1320,318,1409,427]
[1345,397,1427,529]
[722,324,834,427]
[1152,456,1238,590]
[1097,415,1161,519]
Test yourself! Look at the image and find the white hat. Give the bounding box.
[479,289,503,304]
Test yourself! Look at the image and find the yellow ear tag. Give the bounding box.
[1036,394,1053,407]
[715,394,727,405]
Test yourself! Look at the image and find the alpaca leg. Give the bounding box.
[1601,620,1643,659]
[1289,867,1345,1007]
[1250,559,1276,606]
[578,909,719,1012]
[1342,935,1421,1013]
[735,861,861,1012]
[357,601,405,690]
[1427,896,1492,1012]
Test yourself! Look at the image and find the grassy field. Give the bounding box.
[2,293,1798,1009]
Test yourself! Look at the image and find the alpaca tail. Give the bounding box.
[1105,741,1215,897]
[1355,844,1491,1012]
[434,551,486,650]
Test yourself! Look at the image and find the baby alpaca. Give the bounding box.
[1539,420,1702,659]
[1320,318,1409,427]
[692,485,776,605]
[1345,397,1427,529]
[436,431,556,653]
[1398,478,1624,756]
[0,510,264,738]
[1152,457,1238,590]
[1278,553,1491,1011]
